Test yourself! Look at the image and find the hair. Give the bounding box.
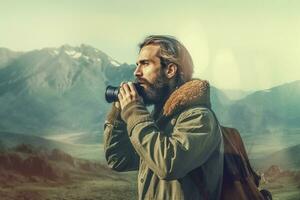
[139,35,194,84]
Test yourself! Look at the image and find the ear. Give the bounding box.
[164,63,177,79]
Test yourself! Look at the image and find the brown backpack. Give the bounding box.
[191,123,272,200]
[220,126,267,200]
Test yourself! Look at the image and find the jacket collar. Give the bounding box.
[152,79,211,120]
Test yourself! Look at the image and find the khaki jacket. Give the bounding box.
[104,79,224,200]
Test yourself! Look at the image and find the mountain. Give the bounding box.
[0,45,135,141]
[253,144,300,170]
[0,45,299,144]
[0,131,104,161]
[0,142,109,180]
[0,46,233,141]
[210,86,234,125]
[221,80,300,132]
[221,89,253,100]
[0,48,23,69]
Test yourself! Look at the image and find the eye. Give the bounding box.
[138,60,150,68]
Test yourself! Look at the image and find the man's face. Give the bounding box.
[135,44,170,105]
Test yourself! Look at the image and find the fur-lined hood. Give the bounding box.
[162,79,211,117]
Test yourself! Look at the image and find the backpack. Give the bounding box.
[191,109,272,200]
[220,126,271,200]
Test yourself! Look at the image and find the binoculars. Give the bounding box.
[105,82,144,103]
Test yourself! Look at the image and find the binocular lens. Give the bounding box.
[105,83,143,103]
[105,86,119,103]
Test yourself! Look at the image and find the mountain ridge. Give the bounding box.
[0,45,135,138]
[0,45,299,143]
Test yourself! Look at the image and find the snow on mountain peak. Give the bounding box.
[263,89,272,93]
[73,52,82,59]
[65,50,76,56]
[48,50,59,56]
[64,50,82,59]
[40,44,122,67]
[83,55,90,60]
[108,57,121,67]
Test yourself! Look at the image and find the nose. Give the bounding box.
[134,65,142,77]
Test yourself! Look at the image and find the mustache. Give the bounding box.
[135,78,151,86]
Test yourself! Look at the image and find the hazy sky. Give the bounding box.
[1,0,299,90]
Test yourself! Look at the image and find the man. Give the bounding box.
[104,35,224,200]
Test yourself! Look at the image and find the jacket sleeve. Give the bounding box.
[103,103,139,172]
[121,101,222,180]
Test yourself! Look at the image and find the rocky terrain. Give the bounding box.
[0,143,137,200]
[259,165,300,200]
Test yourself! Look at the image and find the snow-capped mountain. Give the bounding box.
[0,45,135,142]
[0,45,299,144]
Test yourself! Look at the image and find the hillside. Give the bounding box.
[222,80,300,132]
[0,131,104,161]
[0,48,23,69]
[254,144,300,170]
[0,143,137,200]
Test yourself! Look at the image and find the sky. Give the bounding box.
[0,0,299,90]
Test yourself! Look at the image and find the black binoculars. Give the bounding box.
[105,82,144,103]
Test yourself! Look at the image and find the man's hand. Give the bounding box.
[118,82,143,110]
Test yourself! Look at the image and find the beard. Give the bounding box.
[136,71,170,106]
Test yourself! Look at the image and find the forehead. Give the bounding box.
[137,44,160,61]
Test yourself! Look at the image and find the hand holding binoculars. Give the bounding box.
[105,82,144,103]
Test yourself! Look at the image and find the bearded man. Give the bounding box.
[104,35,224,200]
